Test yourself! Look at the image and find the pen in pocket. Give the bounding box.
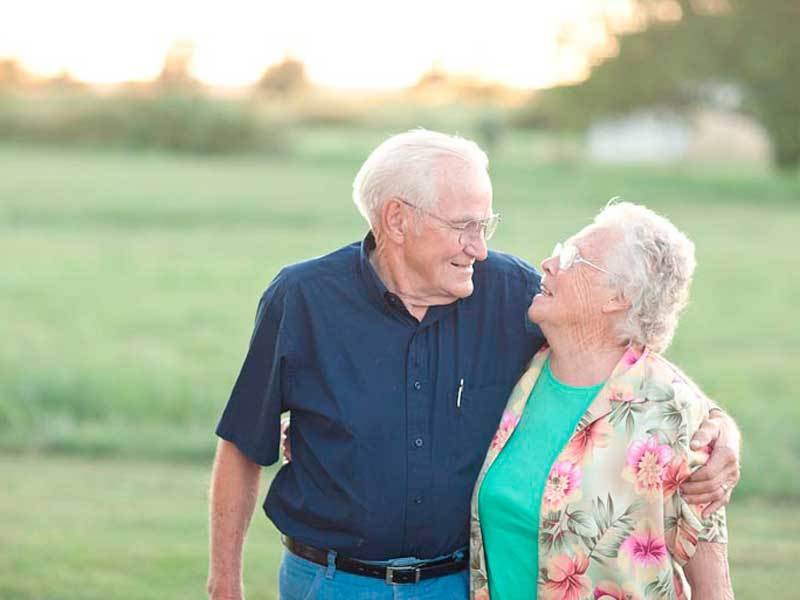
[456,378,464,409]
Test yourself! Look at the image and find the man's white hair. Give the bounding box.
[595,200,696,353]
[352,129,489,228]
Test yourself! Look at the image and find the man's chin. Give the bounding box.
[452,281,475,299]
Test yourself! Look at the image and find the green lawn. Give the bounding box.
[0,455,795,600]
[1,140,798,498]
[0,137,798,597]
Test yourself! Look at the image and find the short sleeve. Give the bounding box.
[215,272,293,465]
[663,361,721,412]
[663,381,728,567]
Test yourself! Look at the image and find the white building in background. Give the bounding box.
[587,109,771,165]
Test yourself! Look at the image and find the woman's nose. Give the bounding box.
[541,255,558,275]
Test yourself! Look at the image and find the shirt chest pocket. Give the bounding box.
[450,382,510,476]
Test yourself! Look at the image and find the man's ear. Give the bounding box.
[601,292,631,314]
[380,198,409,244]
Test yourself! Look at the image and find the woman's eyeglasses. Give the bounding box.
[551,242,615,276]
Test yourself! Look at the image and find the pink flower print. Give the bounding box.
[541,550,592,600]
[490,411,519,451]
[542,460,583,513]
[623,436,673,499]
[662,456,690,499]
[593,580,641,600]
[618,520,669,577]
[608,385,638,403]
[562,418,612,465]
[622,346,642,367]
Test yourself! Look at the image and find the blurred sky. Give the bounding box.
[1,0,634,90]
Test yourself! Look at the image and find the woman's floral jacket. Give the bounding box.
[470,347,728,600]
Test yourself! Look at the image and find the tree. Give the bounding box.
[532,0,800,170]
[256,57,309,97]
[156,41,199,91]
[0,59,26,90]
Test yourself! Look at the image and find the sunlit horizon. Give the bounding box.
[1,1,636,91]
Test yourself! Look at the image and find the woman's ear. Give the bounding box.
[601,293,631,315]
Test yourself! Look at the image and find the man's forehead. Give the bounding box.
[436,178,493,219]
[435,157,491,190]
[437,194,494,222]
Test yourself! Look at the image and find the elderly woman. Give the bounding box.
[470,202,733,600]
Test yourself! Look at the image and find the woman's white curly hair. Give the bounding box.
[595,200,696,353]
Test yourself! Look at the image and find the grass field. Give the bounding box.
[1,455,797,600]
[1,137,797,495]
[1,133,799,597]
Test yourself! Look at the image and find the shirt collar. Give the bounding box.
[359,231,394,309]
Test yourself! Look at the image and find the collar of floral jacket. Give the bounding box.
[478,344,665,476]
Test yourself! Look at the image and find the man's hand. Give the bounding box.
[681,410,741,517]
[207,583,243,600]
[281,415,291,464]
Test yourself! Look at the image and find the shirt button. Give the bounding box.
[414,438,424,448]
[413,381,421,390]
[414,497,423,504]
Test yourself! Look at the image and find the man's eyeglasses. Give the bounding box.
[551,242,615,276]
[399,199,501,246]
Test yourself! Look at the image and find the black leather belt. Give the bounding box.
[282,536,467,585]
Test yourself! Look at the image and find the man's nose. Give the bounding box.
[465,234,489,261]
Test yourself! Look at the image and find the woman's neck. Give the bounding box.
[544,326,628,387]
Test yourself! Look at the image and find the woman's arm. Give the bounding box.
[684,541,734,600]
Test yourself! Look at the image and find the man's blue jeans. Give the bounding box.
[278,549,469,599]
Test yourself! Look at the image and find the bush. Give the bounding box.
[0,92,289,155]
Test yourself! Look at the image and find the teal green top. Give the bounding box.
[478,358,604,600]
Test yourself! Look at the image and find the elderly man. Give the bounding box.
[207,130,739,600]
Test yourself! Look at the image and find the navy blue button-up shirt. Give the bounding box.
[216,233,545,560]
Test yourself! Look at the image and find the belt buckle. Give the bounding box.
[385,565,421,585]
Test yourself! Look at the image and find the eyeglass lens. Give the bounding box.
[552,242,578,270]
[459,217,498,245]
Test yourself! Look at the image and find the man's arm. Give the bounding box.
[683,410,742,517]
[207,439,262,600]
[684,542,734,599]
